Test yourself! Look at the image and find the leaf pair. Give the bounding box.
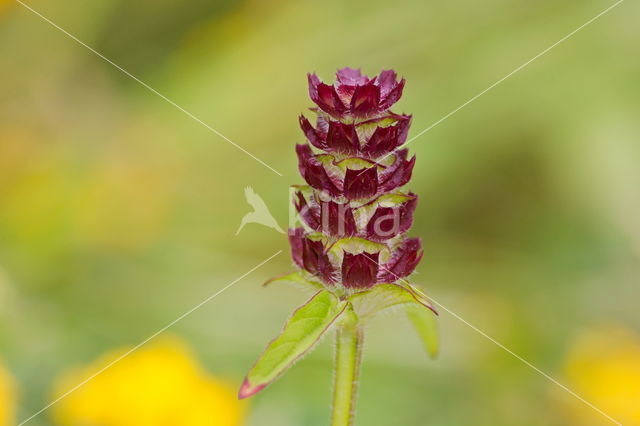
[239,273,438,399]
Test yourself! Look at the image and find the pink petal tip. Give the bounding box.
[238,378,266,399]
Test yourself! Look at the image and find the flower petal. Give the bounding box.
[365,194,416,240]
[363,126,401,158]
[299,115,326,150]
[294,190,320,230]
[308,73,346,116]
[378,237,423,282]
[396,114,412,144]
[342,252,379,289]
[380,78,405,110]
[344,167,378,200]
[326,121,360,154]
[288,228,305,269]
[302,238,324,274]
[378,149,415,192]
[377,70,398,99]
[350,80,381,117]
[293,234,336,284]
[319,200,357,237]
[336,67,368,85]
[296,144,342,197]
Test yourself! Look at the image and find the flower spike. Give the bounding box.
[241,69,438,426]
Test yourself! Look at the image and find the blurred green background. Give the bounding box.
[1,0,639,425]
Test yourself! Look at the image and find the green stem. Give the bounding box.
[331,324,364,426]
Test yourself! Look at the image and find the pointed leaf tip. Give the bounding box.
[238,378,265,399]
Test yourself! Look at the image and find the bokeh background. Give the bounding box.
[1,0,639,425]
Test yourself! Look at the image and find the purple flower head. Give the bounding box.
[240,69,437,407]
[291,68,421,293]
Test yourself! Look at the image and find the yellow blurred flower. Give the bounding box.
[0,361,16,426]
[52,337,245,426]
[562,324,640,425]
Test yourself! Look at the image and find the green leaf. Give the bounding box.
[348,283,439,359]
[263,271,324,293]
[406,302,439,359]
[348,283,436,320]
[239,290,347,399]
[404,284,439,359]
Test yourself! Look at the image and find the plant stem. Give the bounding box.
[331,324,364,426]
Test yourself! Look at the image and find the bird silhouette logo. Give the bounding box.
[236,186,285,235]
